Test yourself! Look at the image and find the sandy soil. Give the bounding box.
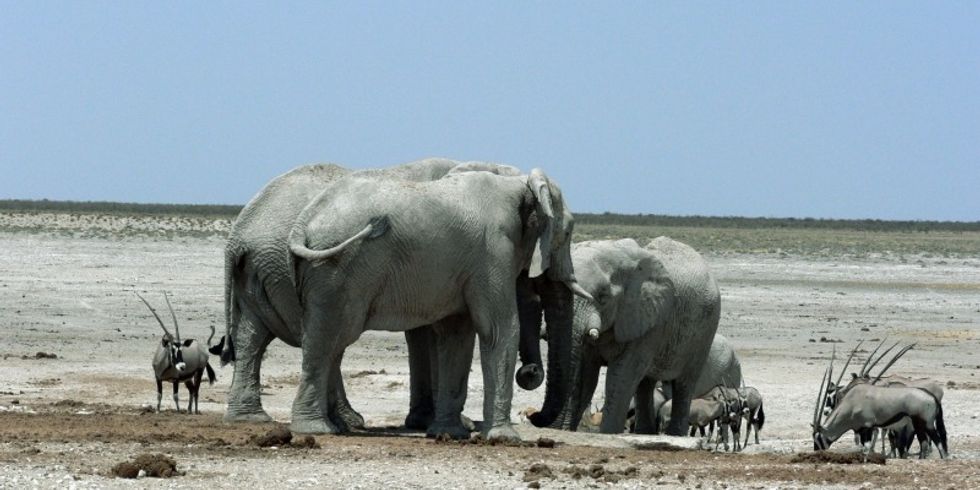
[1,213,979,488]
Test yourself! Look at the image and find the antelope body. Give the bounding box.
[138,292,216,414]
[737,386,765,447]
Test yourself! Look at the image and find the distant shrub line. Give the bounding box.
[1,199,977,232]
[574,212,980,233]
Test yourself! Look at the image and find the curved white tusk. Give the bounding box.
[566,280,594,302]
[587,328,599,340]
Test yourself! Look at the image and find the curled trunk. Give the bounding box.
[515,272,545,390]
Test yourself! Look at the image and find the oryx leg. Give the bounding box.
[172,381,180,413]
[155,378,163,413]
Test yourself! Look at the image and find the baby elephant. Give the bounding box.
[137,292,216,414]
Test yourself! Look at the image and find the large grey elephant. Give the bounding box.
[285,169,587,440]
[536,237,720,435]
[658,333,742,402]
[217,158,548,432]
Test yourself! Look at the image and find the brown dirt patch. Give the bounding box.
[111,453,179,478]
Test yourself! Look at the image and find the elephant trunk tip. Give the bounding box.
[516,363,544,391]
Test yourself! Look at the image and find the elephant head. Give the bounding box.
[543,242,676,430]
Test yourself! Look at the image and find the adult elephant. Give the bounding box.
[658,333,742,401]
[535,237,720,435]
[286,169,587,440]
[218,158,546,432]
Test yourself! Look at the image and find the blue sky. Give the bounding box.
[2,3,977,220]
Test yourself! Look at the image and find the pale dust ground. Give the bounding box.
[1,213,979,489]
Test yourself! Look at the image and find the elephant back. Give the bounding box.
[692,333,743,397]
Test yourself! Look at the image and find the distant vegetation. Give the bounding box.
[2,199,979,257]
[0,199,242,218]
[3,199,977,232]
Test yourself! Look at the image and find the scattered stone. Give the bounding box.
[536,437,556,449]
[524,463,554,482]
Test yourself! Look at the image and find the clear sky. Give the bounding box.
[2,3,977,221]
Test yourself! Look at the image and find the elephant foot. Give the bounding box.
[460,414,476,432]
[224,408,274,423]
[291,416,343,435]
[426,419,472,440]
[485,424,521,443]
[330,404,365,430]
[404,409,434,431]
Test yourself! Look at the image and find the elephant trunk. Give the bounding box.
[548,297,596,430]
[528,279,574,428]
[515,273,545,391]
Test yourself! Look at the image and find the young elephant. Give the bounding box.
[537,237,721,436]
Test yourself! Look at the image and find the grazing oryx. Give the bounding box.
[737,382,765,447]
[137,292,216,414]
[824,340,945,458]
[812,345,949,460]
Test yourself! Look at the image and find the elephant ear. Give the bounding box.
[614,256,675,344]
[527,169,554,279]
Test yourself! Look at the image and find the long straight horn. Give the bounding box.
[865,341,900,377]
[135,292,171,337]
[827,345,836,391]
[872,344,916,384]
[834,340,864,388]
[814,365,831,428]
[859,338,888,377]
[163,291,180,342]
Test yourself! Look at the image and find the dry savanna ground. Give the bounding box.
[1,209,979,489]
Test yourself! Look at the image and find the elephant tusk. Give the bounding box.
[588,328,599,340]
[566,280,594,302]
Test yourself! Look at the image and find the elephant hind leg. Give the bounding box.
[224,307,275,423]
[327,349,365,430]
[633,378,658,434]
[425,318,475,440]
[404,326,437,430]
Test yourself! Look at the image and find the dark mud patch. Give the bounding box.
[111,453,180,478]
[249,425,320,449]
[790,451,886,465]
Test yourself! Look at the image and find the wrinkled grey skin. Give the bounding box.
[219,158,543,432]
[542,237,720,436]
[286,169,580,440]
[657,333,742,420]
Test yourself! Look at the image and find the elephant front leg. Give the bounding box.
[404,326,437,430]
[426,321,475,439]
[600,350,646,434]
[474,313,520,442]
[664,378,694,436]
[224,309,275,423]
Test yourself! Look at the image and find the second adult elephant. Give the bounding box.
[537,237,720,435]
[287,169,589,440]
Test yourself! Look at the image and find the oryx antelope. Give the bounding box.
[812,346,948,459]
[137,292,216,414]
[660,386,743,452]
[823,340,944,458]
[737,383,765,447]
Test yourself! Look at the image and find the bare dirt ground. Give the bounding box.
[1,211,979,489]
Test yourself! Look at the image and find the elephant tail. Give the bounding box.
[216,245,242,365]
[289,215,390,262]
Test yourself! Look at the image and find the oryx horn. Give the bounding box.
[136,291,172,338]
[163,291,180,342]
[871,343,916,384]
[834,340,864,388]
[813,365,831,429]
[858,337,888,377]
[864,341,901,377]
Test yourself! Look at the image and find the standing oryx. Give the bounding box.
[137,292,217,414]
[659,385,743,452]
[737,382,765,448]
[812,345,948,459]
